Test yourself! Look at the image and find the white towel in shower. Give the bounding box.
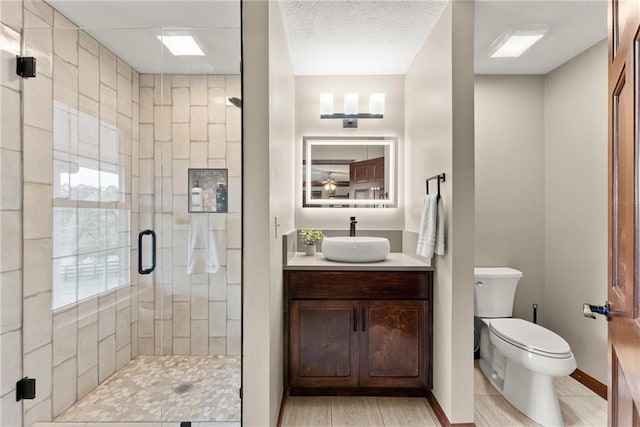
[416,194,445,262]
[187,216,220,274]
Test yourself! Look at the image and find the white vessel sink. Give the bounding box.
[321,236,390,263]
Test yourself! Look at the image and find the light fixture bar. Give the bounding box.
[320,113,384,119]
[319,92,385,128]
[320,113,383,129]
[157,35,205,56]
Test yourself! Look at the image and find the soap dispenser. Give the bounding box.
[191,180,203,212]
[215,183,227,213]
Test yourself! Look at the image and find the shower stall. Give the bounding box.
[0,1,242,425]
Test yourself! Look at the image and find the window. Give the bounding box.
[52,101,130,310]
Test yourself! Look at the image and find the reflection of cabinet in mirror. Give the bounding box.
[350,157,385,200]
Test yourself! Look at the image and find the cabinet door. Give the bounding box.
[360,301,429,388]
[349,157,385,201]
[290,300,359,388]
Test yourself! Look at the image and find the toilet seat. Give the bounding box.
[489,318,573,359]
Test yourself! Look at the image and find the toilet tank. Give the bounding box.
[474,267,523,317]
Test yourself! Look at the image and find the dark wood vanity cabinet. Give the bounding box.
[290,300,360,388]
[284,270,433,396]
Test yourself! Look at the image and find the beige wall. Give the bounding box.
[474,75,546,322]
[544,40,608,383]
[294,75,405,230]
[242,1,295,425]
[242,0,272,422]
[268,0,296,422]
[404,1,475,423]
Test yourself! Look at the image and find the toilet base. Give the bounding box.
[479,358,564,427]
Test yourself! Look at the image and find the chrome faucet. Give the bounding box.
[349,216,357,237]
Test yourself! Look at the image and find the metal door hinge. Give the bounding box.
[16,377,36,401]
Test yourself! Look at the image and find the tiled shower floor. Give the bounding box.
[55,356,241,424]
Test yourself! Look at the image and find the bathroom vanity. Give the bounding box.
[283,253,433,396]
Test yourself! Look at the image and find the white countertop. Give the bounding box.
[284,252,433,271]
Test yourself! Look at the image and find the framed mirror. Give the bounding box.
[303,136,397,208]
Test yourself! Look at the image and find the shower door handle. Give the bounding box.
[138,229,156,275]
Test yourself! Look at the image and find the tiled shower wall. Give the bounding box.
[0,1,241,425]
[0,2,24,426]
[16,0,141,424]
[137,74,241,356]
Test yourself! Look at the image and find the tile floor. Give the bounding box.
[37,423,237,427]
[280,361,608,426]
[48,357,606,427]
[53,356,241,424]
[280,396,439,427]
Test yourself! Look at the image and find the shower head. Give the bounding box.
[228,97,242,109]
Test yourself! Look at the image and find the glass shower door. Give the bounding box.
[154,24,242,424]
[42,11,241,425]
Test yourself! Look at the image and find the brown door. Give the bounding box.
[289,300,359,388]
[608,1,640,424]
[359,301,429,389]
[349,157,385,200]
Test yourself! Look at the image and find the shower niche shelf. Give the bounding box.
[188,168,228,213]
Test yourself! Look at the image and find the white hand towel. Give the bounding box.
[190,216,208,249]
[188,216,220,274]
[416,194,438,259]
[434,197,445,256]
[207,229,220,274]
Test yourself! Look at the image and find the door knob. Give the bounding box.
[583,302,611,320]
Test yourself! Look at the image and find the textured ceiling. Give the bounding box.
[280,0,607,76]
[475,1,607,74]
[279,0,447,75]
[44,0,607,76]
[45,0,240,75]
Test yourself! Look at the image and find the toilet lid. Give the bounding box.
[474,267,523,279]
[489,318,573,358]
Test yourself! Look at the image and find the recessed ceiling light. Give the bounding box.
[490,26,548,58]
[157,35,204,56]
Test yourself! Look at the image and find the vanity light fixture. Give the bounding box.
[320,93,334,115]
[320,93,385,128]
[157,35,205,56]
[490,26,548,58]
[344,93,359,115]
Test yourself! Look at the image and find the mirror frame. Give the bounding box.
[303,136,397,207]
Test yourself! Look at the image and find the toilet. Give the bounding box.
[474,267,576,427]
